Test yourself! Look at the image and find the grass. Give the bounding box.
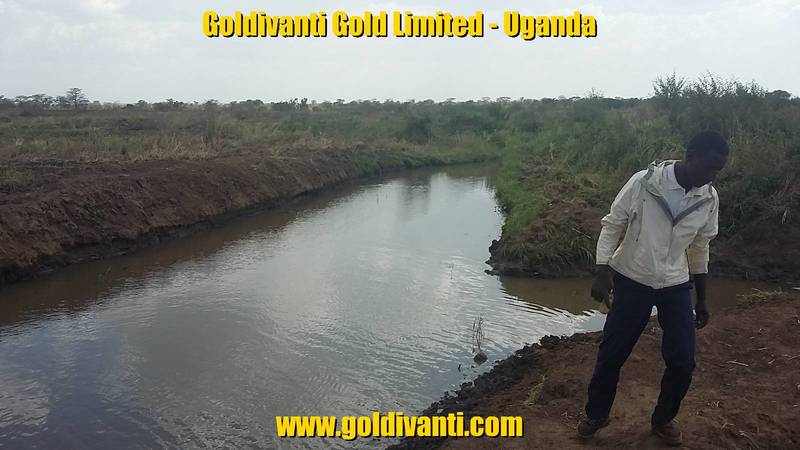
[0,103,506,167]
[487,75,800,273]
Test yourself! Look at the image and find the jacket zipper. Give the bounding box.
[673,197,714,225]
[637,162,715,287]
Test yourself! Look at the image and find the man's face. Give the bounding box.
[685,151,728,187]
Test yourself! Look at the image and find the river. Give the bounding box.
[0,164,771,448]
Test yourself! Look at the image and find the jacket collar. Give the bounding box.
[641,160,715,226]
[644,160,712,199]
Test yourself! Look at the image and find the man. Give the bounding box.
[576,130,729,446]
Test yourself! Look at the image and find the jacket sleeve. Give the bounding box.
[687,188,719,274]
[596,171,644,265]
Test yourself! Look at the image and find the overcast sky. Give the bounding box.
[1,0,798,103]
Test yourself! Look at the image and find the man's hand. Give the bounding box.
[591,265,614,306]
[695,301,710,329]
[693,273,710,329]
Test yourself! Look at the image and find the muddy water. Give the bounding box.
[0,164,774,449]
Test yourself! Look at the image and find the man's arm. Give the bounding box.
[687,191,719,329]
[591,172,643,302]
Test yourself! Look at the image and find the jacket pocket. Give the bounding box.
[629,206,643,243]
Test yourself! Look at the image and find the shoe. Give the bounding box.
[651,420,682,446]
[576,416,609,439]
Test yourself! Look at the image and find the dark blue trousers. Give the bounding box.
[585,273,695,426]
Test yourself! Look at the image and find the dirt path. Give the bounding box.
[391,290,800,449]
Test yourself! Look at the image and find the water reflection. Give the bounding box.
[0,182,367,331]
[500,275,776,318]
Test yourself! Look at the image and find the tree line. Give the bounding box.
[1,88,89,114]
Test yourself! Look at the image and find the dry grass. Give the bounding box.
[0,166,35,192]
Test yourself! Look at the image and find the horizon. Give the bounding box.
[5,77,795,106]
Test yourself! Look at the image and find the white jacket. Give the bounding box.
[596,160,719,289]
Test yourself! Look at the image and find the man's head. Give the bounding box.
[683,130,729,187]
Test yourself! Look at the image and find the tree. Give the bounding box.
[203,99,220,112]
[0,95,15,111]
[653,72,687,100]
[768,89,792,101]
[15,94,54,115]
[65,87,89,109]
[154,98,185,111]
[55,96,71,109]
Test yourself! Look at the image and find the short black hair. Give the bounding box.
[686,130,730,158]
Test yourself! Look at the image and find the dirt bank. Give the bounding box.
[0,147,483,287]
[390,290,800,449]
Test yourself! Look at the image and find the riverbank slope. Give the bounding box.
[0,146,493,287]
[390,289,800,449]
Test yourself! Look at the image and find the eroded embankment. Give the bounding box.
[0,147,482,287]
[389,290,800,450]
